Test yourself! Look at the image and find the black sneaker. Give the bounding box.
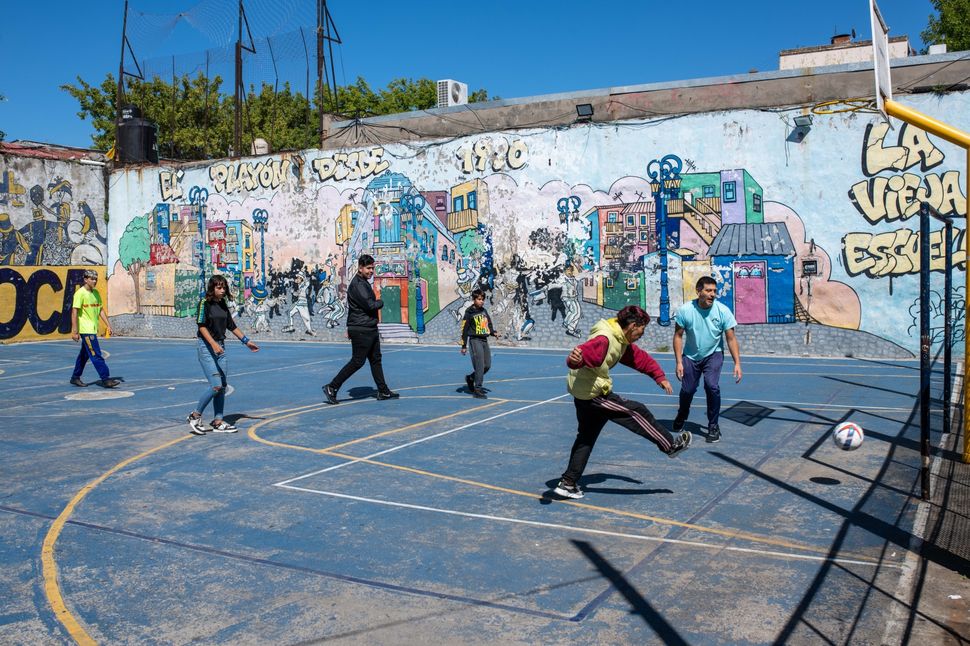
[323,384,339,405]
[672,418,685,432]
[553,479,584,499]
[667,431,692,458]
[69,377,87,387]
[376,389,400,400]
[472,389,487,399]
[465,374,475,392]
[707,425,721,443]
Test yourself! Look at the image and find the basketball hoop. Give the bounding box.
[870,0,893,126]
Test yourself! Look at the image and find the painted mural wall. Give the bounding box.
[105,92,970,356]
[0,154,108,342]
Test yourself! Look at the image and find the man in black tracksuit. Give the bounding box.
[323,254,399,403]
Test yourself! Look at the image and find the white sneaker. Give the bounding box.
[553,479,584,499]
[210,420,238,433]
[187,414,210,435]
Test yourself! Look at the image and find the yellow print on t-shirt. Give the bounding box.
[471,312,491,335]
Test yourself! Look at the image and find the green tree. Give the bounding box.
[62,74,495,159]
[119,214,150,313]
[921,0,970,53]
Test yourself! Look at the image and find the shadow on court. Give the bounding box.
[0,339,965,644]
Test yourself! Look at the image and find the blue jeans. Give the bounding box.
[72,334,110,381]
[195,338,227,418]
[675,351,724,429]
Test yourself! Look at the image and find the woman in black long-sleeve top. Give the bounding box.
[323,254,399,404]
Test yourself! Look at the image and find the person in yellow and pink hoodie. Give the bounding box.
[554,305,691,500]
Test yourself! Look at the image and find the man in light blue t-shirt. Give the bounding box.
[672,276,742,443]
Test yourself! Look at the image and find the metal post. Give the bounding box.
[919,202,931,501]
[115,0,129,166]
[944,218,953,436]
[234,1,242,156]
[965,149,970,464]
[883,100,970,463]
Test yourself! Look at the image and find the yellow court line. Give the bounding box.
[321,400,506,452]
[42,433,194,646]
[249,402,883,564]
[41,400,329,646]
[247,396,505,453]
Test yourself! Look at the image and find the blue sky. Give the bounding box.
[0,0,936,149]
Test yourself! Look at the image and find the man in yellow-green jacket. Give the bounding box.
[554,305,691,499]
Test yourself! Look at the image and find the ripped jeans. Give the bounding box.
[195,337,228,418]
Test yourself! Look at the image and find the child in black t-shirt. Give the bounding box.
[460,289,498,399]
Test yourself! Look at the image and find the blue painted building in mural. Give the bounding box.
[709,222,796,324]
[345,171,459,331]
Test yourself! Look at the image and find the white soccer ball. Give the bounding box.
[833,421,864,451]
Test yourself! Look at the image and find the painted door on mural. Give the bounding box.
[381,286,402,323]
[733,261,767,324]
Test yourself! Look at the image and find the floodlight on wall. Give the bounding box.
[790,113,814,143]
[576,103,594,122]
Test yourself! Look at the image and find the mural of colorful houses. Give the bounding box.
[577,161,793,327]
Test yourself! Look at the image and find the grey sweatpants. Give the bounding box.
[467,337,491,389]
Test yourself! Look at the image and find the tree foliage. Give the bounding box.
[920,0,970,53]
[61,74,495,159]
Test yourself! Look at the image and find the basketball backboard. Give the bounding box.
[870,0,892,124]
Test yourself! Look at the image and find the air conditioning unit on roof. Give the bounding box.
[437,79,468,108]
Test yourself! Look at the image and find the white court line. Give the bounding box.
[275,393,570,486]
[277,485,899,569]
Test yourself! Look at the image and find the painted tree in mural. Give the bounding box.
[119,214,150,313]
[458,227,486,262]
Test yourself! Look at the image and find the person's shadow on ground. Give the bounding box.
[540,473,673,504]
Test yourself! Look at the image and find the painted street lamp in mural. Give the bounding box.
[647,155,683,327]
[189,186,209,298]
[252,208,269,299]
[400,193,427,333]
[557,196,581,225]
[557,195,583,266]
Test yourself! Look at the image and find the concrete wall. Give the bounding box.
[105,80,969,357]
[0,152,108,342]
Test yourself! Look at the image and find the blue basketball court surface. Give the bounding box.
[0,337,962,644]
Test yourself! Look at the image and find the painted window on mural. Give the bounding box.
[703,185,716,198]
[605,277,614,288]
[441,245,448,260]
[467,191,477,210]
[625,277,638,290]
[626,215,635,227]
[607,211,618,223]
[640,231,649,242]
[640,215,648,226]
[723,181,736,202]
[453,195,465,211]
[753,193,762,212]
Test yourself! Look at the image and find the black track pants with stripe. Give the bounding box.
[562,391,675,484]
